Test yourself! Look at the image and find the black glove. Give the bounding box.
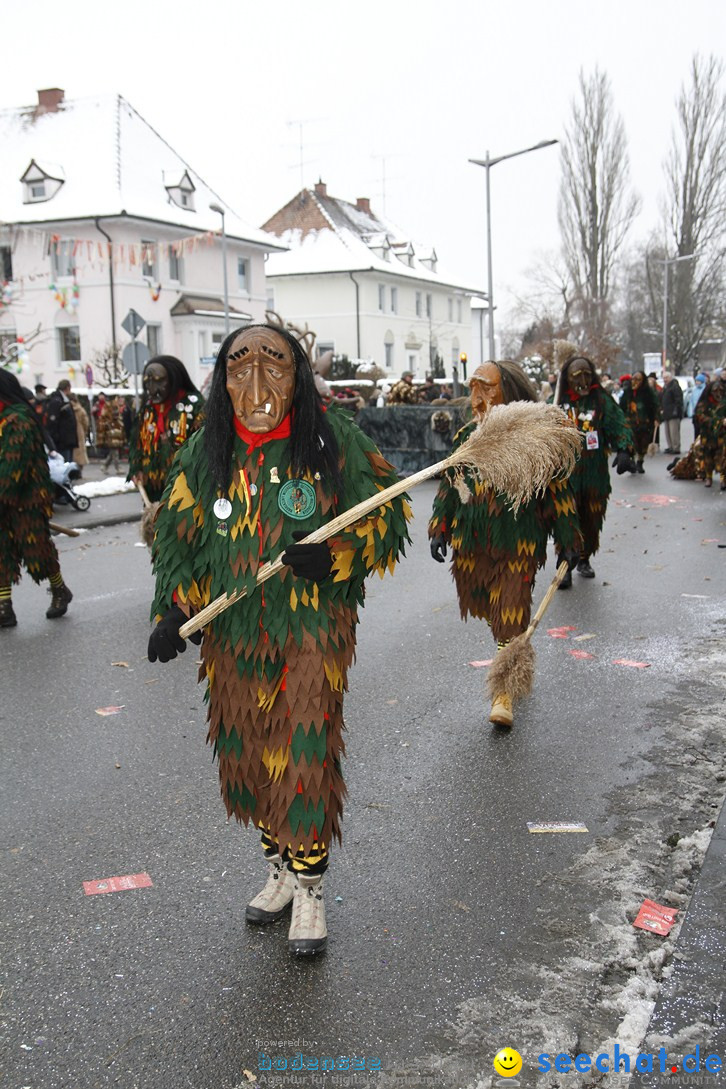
[430,533,448,563]
[615,450,636,475]
[281,530,332,583]
[558,549,580,572]
[148,604,202,664]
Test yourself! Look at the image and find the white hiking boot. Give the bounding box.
[288,873,327,955]
[245,856,296,923]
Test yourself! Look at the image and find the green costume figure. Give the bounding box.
[127,355,204,502]
[429,361,581,727]
[695,373,726,489]
[148,324,410,955]
[552,346,634,581]
[0,371,73,628]
[619,370,660,472]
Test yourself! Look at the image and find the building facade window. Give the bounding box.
[415,291,421,317]
[425,293,432,319]
[317,341,335,357]
[1,246,13,282]
[147,324,162,356]
[51,241,74,279]
[448,297,453,322]
[390,286,398,314]
[378,284,385,312]
[58,325,81,363]
[457,298,462,324]
[212,331,225,357]
[169,249,183,282]
[266,286,275,311]
[237,258,248,292]
[141,241,157,279]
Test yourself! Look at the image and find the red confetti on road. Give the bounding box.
[568,649,595,660]
[83,873,153,895]
[547,626,577,639]
[612,659,651,669]
[95,706,125,716]
[638,495,679,506]
[469,659,493,668]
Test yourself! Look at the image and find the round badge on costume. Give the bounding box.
[278,479,317,520]
[176,402,185,412]
[213,498,233,520]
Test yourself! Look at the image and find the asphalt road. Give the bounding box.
[2,450,725,1089]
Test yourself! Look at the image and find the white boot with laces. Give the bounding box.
[288,873,327,955]
[245,855,296,924]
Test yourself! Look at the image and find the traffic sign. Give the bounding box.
[121,309,146,338]
[122,341,150,374]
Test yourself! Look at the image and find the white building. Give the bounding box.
[0,88,283,390]
[262,182,485,379]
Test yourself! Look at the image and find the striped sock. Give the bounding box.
[49,571,64,589]
[0,585,11,602]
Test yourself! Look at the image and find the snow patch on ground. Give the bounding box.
[74,476,137,498]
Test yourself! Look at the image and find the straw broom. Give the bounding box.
[647,421,658,458]
[486,559,570,703]
[136,480,160,548]
[179,402,582,641]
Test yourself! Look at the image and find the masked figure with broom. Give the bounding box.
[428,361,582,728]
[127,355,205,504]
[618,371,660,474]
[147,323,411,956]
[0,370,73,628]
[552,343,634,583]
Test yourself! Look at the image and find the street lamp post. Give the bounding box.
[469,140,558,360]
[660,252,697,371]
[209,202,230,338]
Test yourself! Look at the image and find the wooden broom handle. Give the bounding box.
[521,560,570,641]
[135,481,152,508]
[179,457,450,639]
[49,520,80,538]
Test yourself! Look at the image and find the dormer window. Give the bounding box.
[21,159,64,204]
[420,249,438,273]
[164,170,196,211]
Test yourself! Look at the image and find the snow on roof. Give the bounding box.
[0,92,283,251]
[264,185,483,294]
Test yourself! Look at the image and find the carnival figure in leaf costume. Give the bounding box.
[429,361,582,728]
[0,370,73,628]
[552,344,634,582]
[619,370,660,472]
[148,324,410,955]
[127,355,204,502]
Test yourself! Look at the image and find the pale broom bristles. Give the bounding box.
[487,636,536,702]
[448,402,582,512]
[140,502,160,548]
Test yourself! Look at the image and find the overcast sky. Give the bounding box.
[2,0,724,331]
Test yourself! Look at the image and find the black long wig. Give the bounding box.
[141,355,201,409]
[204,323,342,494]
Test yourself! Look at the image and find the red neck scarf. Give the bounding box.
[233,413,292,453]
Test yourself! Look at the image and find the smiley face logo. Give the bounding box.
[493,1047,523,1077]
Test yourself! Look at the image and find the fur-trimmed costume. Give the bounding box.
[0,400,60,587]
[151,405,410,857]
[428,420,581,643]
[554,387,632,559]
[128,394,204,501]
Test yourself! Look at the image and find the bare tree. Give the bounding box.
[663,54,726,373]
[559,68,640,345]
[89,344,130,388]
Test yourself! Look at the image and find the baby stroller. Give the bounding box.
[48,455,91,511]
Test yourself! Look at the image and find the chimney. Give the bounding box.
[356,197,371,215]
[36,88,65,114]
[314,179,327,198]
